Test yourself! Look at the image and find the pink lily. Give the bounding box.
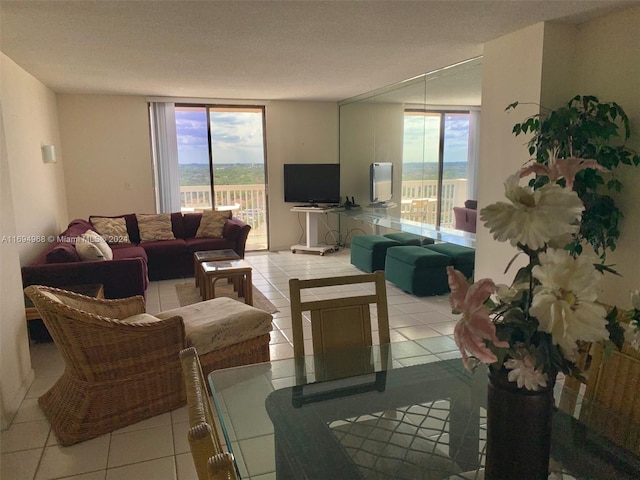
[447,266,510,370]
[520,157,608,190]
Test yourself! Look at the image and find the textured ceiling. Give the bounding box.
[1,1,637,102]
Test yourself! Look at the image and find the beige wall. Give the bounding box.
[573,6,640,307]
[57,97,340,251]
[0,54,66,425]
[475,23,546,285]
[476,10,640,305]
[57,95,156,219]
[265,101,339,251]
[2,54,69,265]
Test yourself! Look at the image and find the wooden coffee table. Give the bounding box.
[200,259,253,305]
[193,249,241,289]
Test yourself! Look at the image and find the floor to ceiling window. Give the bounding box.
[175,105,268,250]
[402,110,472,228]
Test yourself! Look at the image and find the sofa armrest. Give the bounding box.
[22,257,148,299]
[224,217,251,258]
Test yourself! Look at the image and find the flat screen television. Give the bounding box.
[283,163,341,204]
[370,162,393,205]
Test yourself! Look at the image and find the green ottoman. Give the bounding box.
[383,232,435,246]
[424,243,475,280]
[384,246,451,296]
[350,235,402,273]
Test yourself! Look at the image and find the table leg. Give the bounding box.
[244,271,253,306]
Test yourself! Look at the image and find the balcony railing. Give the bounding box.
[181,184,268,250]
[180,178,468,248]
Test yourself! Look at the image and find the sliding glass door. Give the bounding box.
[175,105,268,250]
[402,110,471,228]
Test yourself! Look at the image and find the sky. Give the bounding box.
[175,107,470,165]
[175,107,265,165]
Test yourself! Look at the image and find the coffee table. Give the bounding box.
[193,249,241,289]
[200,259,253,305]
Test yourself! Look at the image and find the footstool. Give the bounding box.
[383,232,435,246]
[384,246,452,296]
[423,243,475,280]
[155,297,273,374]
[350,235,402,273]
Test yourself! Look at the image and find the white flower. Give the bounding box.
[504,355,548,391]
[624,320,640,351]
[530,249,608,358]
[480,173,584,250]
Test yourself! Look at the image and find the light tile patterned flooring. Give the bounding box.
[2,249,462,480]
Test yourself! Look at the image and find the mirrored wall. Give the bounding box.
[338,57,482,241]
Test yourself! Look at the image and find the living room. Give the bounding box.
[1,1,640,477]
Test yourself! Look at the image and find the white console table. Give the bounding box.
[290,207,336,255]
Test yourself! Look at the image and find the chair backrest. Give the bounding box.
[289,270,390,359]
[409,198,437,224]
[559,335,640,451]
[24,285,185,382]
[179,347,238,480]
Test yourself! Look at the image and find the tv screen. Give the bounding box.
[284,163,341,204]
[370,162,393,204]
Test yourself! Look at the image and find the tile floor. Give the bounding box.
[2,249,462,480]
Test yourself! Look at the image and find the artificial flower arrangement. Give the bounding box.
[447,153,628,391]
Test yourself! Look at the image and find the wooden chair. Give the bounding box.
[408,198,438,224]
[180,347,238,480]
[559,334,640,452]
[289,270,390,358]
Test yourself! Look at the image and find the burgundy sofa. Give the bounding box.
[21,212,251,299]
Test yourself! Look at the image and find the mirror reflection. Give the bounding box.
[339,57,482,241]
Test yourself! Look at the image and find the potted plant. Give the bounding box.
[507,95,640,262]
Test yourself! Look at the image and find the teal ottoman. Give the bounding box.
[383,232,435,246]
[350,235,402,273]
[424,243,475,280]
[384,246,451,296]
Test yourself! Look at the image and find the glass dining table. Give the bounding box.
[208,339,640,479]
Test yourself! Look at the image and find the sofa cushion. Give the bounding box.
[89,216,131,244]
[155,297,272,355]
[196,210,230,238]
[185,237,236,254]
[136,214,176,242]
[223,218,242,240]
[111,245,148,263]
[183,213,203,238]
[45,243,81,263]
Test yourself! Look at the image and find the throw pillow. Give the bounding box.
[90,216,131,244]
[76,236,107,261]
[81,230,113,260]
[136,214,176,242]
[195,210,229,238]
[45,243,82,263]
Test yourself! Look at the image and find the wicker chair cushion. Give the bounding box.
[125,313,163,324]
[156,297,272,355]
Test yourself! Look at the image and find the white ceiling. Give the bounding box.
[1,1,637,102]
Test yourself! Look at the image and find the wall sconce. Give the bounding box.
[41,145,57,163]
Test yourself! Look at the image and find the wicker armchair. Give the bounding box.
[24,285,272,446]
[24,285,186,446]
[180,347,238,480]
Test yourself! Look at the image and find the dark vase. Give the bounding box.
[485,366,555,480]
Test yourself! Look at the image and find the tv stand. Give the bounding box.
[290,207,335,256]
